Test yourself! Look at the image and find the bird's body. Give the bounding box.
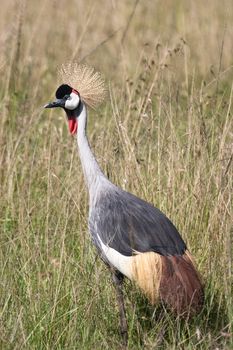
[45,71,204,345]
[77,103,203,313]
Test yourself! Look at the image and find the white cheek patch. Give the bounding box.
[65,92,80,110]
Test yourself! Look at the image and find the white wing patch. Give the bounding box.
[97,233,133,279]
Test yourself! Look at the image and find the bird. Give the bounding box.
[45,63,204,346]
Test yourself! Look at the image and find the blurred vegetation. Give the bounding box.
[0,0,232,349]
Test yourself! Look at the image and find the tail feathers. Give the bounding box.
[131,251,204,316]
[160,252,204,316]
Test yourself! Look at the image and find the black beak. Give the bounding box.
[44,98,66,109]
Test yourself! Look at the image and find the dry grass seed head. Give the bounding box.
[58,62,107,109]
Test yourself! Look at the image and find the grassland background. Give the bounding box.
[0,0,232,349]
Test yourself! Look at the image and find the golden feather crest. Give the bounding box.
[58,63,107,109]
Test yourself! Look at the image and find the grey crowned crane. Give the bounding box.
[45,64,204,346]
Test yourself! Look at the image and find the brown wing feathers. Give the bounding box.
[131,250,203,316]
[160,252,204,315]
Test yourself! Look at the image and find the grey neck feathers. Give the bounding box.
[76,103,109,202]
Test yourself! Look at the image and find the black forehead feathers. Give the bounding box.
[56,84,72,99]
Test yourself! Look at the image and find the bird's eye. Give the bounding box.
[64,91,80,110]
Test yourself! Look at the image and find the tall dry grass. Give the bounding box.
[0,0,232,349]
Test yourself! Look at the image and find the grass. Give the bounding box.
[0,0,233,349]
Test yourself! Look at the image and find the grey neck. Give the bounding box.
[75,103,109,202]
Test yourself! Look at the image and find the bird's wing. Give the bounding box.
[89,188,186,257]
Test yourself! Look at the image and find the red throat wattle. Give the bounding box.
[68,119,78,135]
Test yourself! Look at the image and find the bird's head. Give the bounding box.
[44,63,106,134]
[45,84,81,135]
